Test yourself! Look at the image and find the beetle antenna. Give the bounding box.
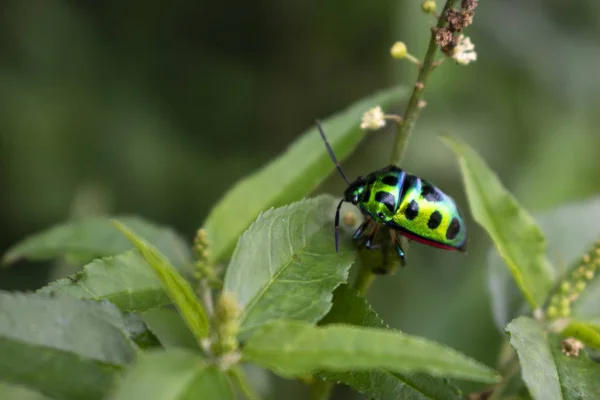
[316,120,351,184]
[334,199,344,253]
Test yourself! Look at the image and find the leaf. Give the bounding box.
[489,197,600,330]
[243,320,499,383]
[506,316,600,400]
[113,221,209,342]
[442,137,554,309]
[506,317,562,400]
[223,195,355,339]
[0,291,139,400]
[204,86,407,263]
[122,312,162,350]
[3,215,191,269]
[318,285,464,400]
[318,284,389,328]
[140,307,198,350]
[549,335,600,400]
[38,250,170,312]
[561,321,600,350]
[108,349,234,400]
[0,383,52,400]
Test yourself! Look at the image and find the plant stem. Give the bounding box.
[228,365,261,400]
[354,258,376,296]
[350,0,459,297]
[315,2,458,399]
[390,0,459,165]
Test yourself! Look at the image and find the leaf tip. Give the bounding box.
[1,254,14,267]
[110,219,126,232]
[111,219,137,243]
[438,135,463,154]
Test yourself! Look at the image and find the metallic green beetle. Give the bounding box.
[317,121,467,264]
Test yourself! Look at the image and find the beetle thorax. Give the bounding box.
[343,179,366,205]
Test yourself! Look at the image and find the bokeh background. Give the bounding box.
[2,1,600,398]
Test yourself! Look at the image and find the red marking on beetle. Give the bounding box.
[387,225,467,252]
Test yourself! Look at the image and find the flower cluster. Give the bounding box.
[546,240,600,320]
[435,0,478,65]
[360,106,386,130]
[446,0,477,32]
[360,106,403,131]
[452,35,477,65]
[193,228,222,288]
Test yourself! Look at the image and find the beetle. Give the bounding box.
[316,121,467,265]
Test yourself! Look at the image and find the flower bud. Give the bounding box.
[390,42,407,59]
[421,0,436,14]
[546,305,558,319]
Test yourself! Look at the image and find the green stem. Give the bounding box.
[314,2,459,399]
[353,258,376,296]
[390,0,459,165]
[228,366,261,400]
[353,0,458,297]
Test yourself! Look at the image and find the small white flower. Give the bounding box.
[360,106,386,130]
[452,35,477,65]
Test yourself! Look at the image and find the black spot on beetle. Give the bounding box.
[361,188,371,203]
[427,210,442,229]
[382,175,399,187]
[375,191,396,213]
[404,200,419,220]
[446,217,461,240]
[421,182,443,202]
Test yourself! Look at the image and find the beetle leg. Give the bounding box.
[352,218,371,240]
[364,223,381,250]
[390,230,406,266]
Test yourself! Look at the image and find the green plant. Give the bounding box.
[1,1,599,399]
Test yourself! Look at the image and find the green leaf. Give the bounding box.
[506,317,561,400]
[318,285,464,400]
[38,250,170,312]
[122,312,162,350]
[243,320,499,383]
[0,291,140,400]
[318,284,389,328]
[140,307,198,350]
[0,383,52,400]
[108,349,234,400]
[113,221,209,342]
[3,215,191,269]
[561,321,600,350]
[204,86,407,263]
[224,195,355,339]
[489,197,600,330]
[549,335,600,400]
[442,137,554,309]
[506,316,600,400]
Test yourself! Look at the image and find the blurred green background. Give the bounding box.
[1,1,600,398]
